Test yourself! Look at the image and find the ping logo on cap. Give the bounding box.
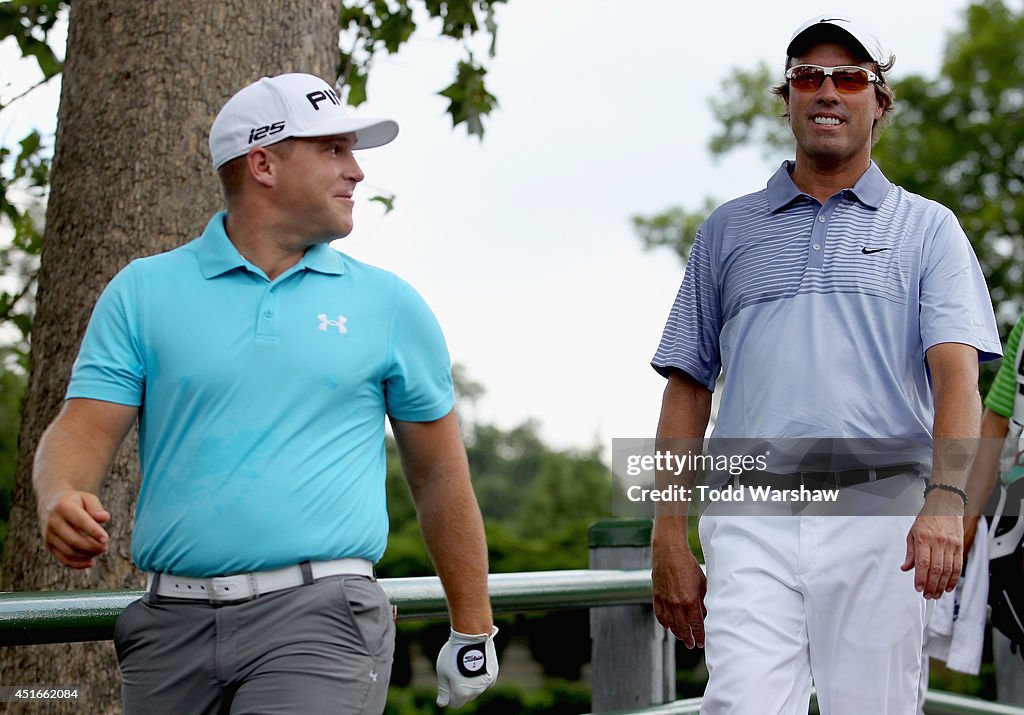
[456,644,486,677]
[307,88,341,111]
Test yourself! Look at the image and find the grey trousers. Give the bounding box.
[114,575,395,714]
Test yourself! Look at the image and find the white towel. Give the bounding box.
[923,516,990,674]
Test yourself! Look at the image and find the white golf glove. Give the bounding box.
[435,625,499,708]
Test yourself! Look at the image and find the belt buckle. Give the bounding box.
[207,574,253,603]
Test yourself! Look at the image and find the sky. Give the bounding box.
[0,1,972,454]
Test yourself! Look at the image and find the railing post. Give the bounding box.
[589,519,675,712]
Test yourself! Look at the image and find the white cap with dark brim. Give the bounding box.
[209,73,399,170]
[786,14,888,65]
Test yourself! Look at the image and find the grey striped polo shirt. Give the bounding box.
[653,161,1001,453]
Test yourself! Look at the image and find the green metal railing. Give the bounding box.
[607,691,1024,715]
[0,569,651,646]
[2,569,1022,715]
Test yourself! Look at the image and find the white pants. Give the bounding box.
[698,477,930,715]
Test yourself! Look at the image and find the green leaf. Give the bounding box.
[12,312,32,341]
[438,59,497,139]
[484,3,499,58]
[14,131,44,181]
[422,0,481,39]
[0,0,67,79]
[22,37,62,79]
[344,66,369,107]
[376,3,415,53]
[338,5,371,30]
[369,194,396,213]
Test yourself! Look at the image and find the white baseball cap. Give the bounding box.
[209,73,399,170]
[786,14,889,66]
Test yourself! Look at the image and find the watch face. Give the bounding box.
[456,644,487,677]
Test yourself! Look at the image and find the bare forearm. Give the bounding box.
[33,400,134,519]
[964,409,1008,545]
[650,371,713,647]
[391,412,492,634]
[931,384,981,493]
[652,371,713,544]
[33,399,136,568]
[928,344,982,498]
[902,345,980,597]
[412,470,492,633]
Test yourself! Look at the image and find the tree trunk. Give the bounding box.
[0,1,339,711]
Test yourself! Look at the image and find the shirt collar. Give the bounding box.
[196,211,346,279]
[301,241,346,275]
[766,160,891,212]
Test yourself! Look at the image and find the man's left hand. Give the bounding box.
[901,490,965,599]
[436,626,498,708]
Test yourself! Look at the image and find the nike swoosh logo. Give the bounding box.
[861,247,889,254]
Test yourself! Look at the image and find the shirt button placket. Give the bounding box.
[809,209,828,268]
[257,287,278,339]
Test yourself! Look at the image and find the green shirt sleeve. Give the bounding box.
[985,315,1024,418]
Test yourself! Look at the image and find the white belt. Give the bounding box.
[146,558,374,603]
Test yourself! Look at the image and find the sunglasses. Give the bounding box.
[785,64,881,93]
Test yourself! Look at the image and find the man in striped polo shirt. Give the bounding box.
[649,15,1000,714]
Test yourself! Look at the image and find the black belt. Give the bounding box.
[737,465,918,490]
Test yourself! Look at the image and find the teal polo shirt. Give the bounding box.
[68,212,454,577]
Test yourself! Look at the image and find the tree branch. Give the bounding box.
[0,272,37,325]
[0,74,57,113]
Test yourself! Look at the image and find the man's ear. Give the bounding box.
[873,83,890,122]
[247,146,275,188]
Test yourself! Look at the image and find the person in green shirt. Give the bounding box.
[964,315,1024,706]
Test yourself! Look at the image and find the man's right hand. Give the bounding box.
[652,538,707,649]
[40,490,110,569]
[435,626,499,708]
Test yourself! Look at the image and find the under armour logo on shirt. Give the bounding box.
[317,313,348,333]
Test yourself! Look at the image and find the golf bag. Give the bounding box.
[989,475,1024,658]
[989,341,1024,659]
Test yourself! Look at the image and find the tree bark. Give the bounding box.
[0,1,339,712]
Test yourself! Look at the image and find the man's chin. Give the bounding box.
[800,142,865,167]
[313,225,354,244]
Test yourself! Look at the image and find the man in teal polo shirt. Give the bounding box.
[33,73,497,713]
